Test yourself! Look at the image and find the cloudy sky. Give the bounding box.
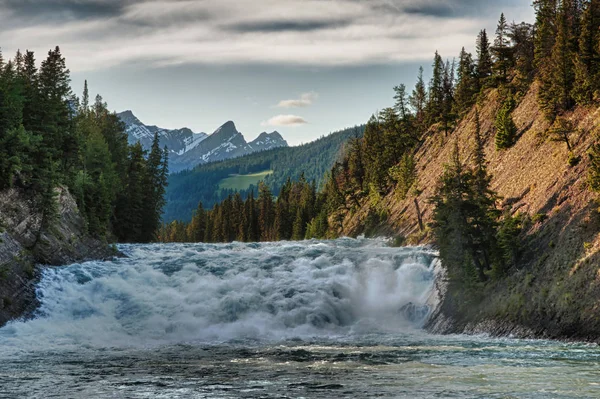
[1,0,534,145]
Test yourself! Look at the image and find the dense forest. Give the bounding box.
[161,0,600,298]
[164,125,364,222]
[0,47,168,243]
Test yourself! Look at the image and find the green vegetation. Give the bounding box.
[0,47,168,243]
[160,177,323,243]
[217,170,273,191]
[164,125,364,222]
[495,93,517,150]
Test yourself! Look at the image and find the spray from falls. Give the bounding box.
[0,238,437,351]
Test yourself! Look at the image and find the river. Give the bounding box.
[0,238,598,398]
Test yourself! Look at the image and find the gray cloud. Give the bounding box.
[225,19,351,33]
[2,0,128,21]
[0,0,534,71]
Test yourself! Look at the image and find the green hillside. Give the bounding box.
[218,170,273,191]
[164,125,364,222]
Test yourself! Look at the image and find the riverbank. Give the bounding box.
[0,187,118,327]
[336,82,600,343]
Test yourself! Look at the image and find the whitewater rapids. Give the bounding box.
[0,238,436,351]
[1,238,599,398]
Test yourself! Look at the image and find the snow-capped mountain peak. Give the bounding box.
[118,111,288,173]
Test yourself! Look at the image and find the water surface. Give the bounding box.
[1,239,598,398]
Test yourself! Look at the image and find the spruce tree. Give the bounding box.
[476,29,493,89]
[508,22,535,88]
[492,13,513,85]
[572,0,600,104]
[427,52,445,126]
[454,47,477,114]
[495,94,518,149]
[441,60,456,136]
[547,0,578,116]
[258,182,274,241]
[534,0,558,68]
[410,66,428,133]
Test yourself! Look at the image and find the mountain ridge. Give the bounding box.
[117,111,288,173]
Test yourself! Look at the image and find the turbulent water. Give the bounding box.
[1,238,599,398]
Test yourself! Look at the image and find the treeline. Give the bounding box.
[161,11,538,243]
[159,176,330,242]
[0,47,168,243]
[165,125,364,222]
[163,2,600,255]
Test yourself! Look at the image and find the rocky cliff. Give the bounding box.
[340,82,600,342]
[0,187,117,327]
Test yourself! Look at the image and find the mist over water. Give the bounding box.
[1,238,599,398]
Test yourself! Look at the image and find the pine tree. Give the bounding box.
[588,136,600,191]
[549,116,575,151]
[476,29,493,88]
[547,0,579,116]
[81,80,90,115]
[454,47,477,114]
[492,13,513,85]
[440,60,456,136]
[292,207,305,241]
[114,143,147,242]
[38,46,77,179]
[495,93,518,149]
[257,182,274,241]
[534,0,558,68]
[139,133,167,242]
[431,139,498,284]
[14,50,23,75]
[572,0,600,104]
[410,66,428,133]
[393,84,412,121]
[508,22,535,88]
[427,52,445,126]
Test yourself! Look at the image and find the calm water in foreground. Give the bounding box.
[0,239,598,398]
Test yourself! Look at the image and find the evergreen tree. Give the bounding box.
[572,0,600,104]
[38,46,77,177]
[393,84,412,121]
[114,143,146,242]
[139,133,168,242]
[187,202,207,242]
[454,47,477,114]
[81,80,90,115]
[534,0,558,68]
[476,29,493,88]
[492,13,513,85]
[508,22,535,88]
[549,116,575,151]
[495,93,518,149]
[427,51,445,126]
[258,182,274,241]
[547,0,579,117]
[588,137,600,191]
[431,139,498,283]
[410,66,428,133]
[440,60,457,136]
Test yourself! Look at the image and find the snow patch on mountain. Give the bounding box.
[118,111,288,173]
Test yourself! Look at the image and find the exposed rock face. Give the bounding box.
[0,187,117,327]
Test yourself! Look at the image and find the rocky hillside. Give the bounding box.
[0,188,117,328]
[339,82,600,342]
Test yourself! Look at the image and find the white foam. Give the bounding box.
[0,238,436,353]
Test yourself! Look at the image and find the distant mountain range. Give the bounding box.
[117,111,289,173]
